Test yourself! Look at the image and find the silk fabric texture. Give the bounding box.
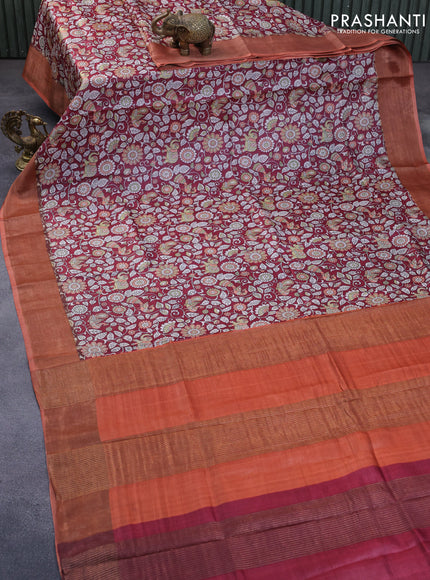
[1,0,430,577]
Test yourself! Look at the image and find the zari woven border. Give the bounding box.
[1,31,430,579]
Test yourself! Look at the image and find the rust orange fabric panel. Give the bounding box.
[149,31,399,69]
[57,459,430,552]
[116,531,430,580]
[0,160,78,372]
[23,45,70,117]
[375,45,430,217]
[95,334,430,440]
[51,490,113,545]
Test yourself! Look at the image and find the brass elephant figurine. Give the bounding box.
[151,10,215,56]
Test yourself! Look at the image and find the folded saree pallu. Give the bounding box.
[1,0,430,578]
[148,30,399,68]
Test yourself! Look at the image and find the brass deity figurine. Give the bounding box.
[151,10,215,56]
[1,110,48,171]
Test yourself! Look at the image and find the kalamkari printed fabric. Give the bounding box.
[31,0,430,358]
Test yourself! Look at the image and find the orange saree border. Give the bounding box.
[23,45,70,117]
[0,160,78,373]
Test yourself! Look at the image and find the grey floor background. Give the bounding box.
[0,59,429,579]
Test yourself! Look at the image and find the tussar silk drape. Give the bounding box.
[1,0,430,578]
